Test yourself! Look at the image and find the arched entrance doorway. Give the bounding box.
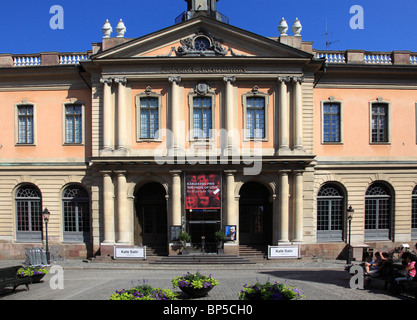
[239,182,272,245]
[134,182,168,254]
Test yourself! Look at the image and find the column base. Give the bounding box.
[224,242,239,255]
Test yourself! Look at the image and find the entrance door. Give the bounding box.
[188,221,219,253]
[135,183,167,249]
[239,182,272,245]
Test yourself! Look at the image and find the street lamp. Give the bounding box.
[346,205,354,264]
[42,208,51,264]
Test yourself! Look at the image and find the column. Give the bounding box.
[168,76,181,152]
[100,77,113,151]
[116,171,129,243]
[102,171,115,243]
[278,172,290,243]
[278,77,290,151]
[293,171,304,242]
[115,77,128,151]
[225,170,237,227]
[293,76,304,150]
[223,76,236,151]
[170,170,182,227]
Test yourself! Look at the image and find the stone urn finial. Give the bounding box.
[116,19,126,38]
[102,19,113,38]
[278,17,288,36]
[292,17,302,36]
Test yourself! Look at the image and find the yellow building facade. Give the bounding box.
[0,1,416,260]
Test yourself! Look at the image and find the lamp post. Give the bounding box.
[346,205,354,264]
[42,208,51,264]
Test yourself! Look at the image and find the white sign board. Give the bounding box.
[268,245,300,259]
[114,246,146,259]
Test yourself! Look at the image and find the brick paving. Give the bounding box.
[0,259,410,301]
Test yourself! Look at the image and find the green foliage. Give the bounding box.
[214,231,226,242]
[238,281,304,300]
[178,231,191,242]
[17,266,49,277]
[172,272,219,289]
[110,284,178,300]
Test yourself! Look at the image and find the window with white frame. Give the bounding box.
[192,96,212,139]
[139,97,159,139]
[136,89,162,141]
[242,87,269,141]
[63,185,90,243]
[322,102,341,143]
[15,184,42,242]
[17,105,34,144]
[246,97,266,139]
[371,102,389,143]
[317,184,345,242]
[64,104,83,144]
[365,183,392,240]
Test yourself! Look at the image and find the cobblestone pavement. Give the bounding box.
[0,259,412,302]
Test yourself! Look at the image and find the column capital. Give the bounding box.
[278,76,291,83]
[168,76,182,85]
[100,77,113,85]
[114,77,127,86]
[114,170,127,176]
[224,169,237,175]
[223,76,236,84]
[292,76,305,84]
[169,169,182,175]
[100,170,113,175]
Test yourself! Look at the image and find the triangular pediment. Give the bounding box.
[92,16,312,60]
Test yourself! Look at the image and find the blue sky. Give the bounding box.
[1,0,416,54]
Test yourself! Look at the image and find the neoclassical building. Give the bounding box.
[0,0,416,260]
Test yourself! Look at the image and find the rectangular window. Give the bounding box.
[17,105,34,144]
[140,97,159,139]
[246,97,265,139]
[65,104,83,144]
[371,103,388,143]
[193,97,212,139]
[322,103,341,142]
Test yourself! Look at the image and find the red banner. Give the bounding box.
[185,173,221,210]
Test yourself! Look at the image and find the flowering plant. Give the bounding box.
[110,284,178,300]
[239,281,304,300]
[17,266,49,277]
[172,272,219,290]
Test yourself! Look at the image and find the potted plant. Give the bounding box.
[110,284,178,300]
[178,231,191,254]
[17,265,49,283]
[214,231,226,254]
[172,272,219,298]
[239,281,304,300]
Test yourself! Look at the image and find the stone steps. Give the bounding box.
[151,254,255,265]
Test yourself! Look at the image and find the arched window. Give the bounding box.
[365,183,392,240]
[63,185,90,243]
[412,186,417,239]
[317,184,344,242]
[16,185,42,242]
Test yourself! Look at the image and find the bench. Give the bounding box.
[0,266,31,292]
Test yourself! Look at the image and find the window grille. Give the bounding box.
[17,105,34,144]
[63,186,90,242]
[246,97,265,139]
[365,183,391,240]
[65,104,83,143]
[371,103,388,142]
[317,184,344,235]
[140,97,159,139]
[193,97,212,139]
[322,103,340,142]
[16,185,42,242]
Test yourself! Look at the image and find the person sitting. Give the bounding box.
[390,252,416,294]
[364,251,387,276]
